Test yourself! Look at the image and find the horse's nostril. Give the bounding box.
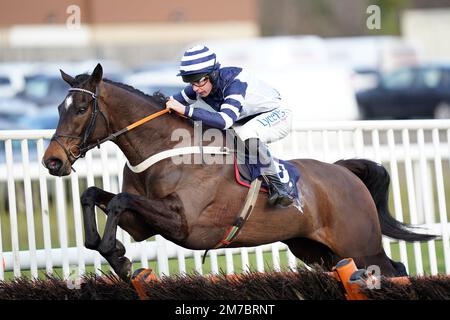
[45,157,63,171]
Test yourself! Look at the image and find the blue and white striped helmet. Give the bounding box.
[177,45,217,82]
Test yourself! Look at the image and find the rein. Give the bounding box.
[51,86,170,161]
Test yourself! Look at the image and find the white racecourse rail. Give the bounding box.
[0,120,450,280]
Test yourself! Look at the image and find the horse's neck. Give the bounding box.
[103,83,192,166]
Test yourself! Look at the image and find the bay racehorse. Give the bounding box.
[43,64,436,280]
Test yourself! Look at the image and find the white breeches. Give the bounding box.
[232,107,292,144]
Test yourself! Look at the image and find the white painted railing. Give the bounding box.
[0,119,449,280]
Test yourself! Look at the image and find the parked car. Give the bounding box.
[351,67,380,92]
[16,105,59,129]
[356,65,450,119]
[0,97,38,130]
[0,74,17,98]
[15,73,70,107]
[0,63,38,98]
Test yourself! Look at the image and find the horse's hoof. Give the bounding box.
[117,257,132,281]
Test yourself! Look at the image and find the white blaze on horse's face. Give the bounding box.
[65,95,73,111]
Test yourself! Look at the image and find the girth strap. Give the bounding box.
[214,177,262,248]
[201,177,262,264]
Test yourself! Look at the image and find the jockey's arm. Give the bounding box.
[169,85,197,107]
[184,106,236,129]
[166,97,186,115]
[166,85,196,115]
[174,80,246,130]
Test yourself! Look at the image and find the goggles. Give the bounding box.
[190,76,209,88]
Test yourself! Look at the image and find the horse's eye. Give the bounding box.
[77,107,87,115]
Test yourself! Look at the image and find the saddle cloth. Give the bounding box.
[234,157,303,210]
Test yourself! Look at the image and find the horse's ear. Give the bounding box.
[90,63,103,85]
[60,69,75,86]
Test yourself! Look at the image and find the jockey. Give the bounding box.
[166,45,294,207]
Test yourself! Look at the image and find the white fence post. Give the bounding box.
[402,129,424,275]
[176,246,187,274]
[156,235,170,277]
[37,138,53,275]
[417,129,438,275]
[240,247,250,273]
[255,246,265,272]
[21,139,38,278]
[55,177,70,278]
[209,250,219,275]
[70,171,85,276]
[225,249,234,275]
[5,139,21,277]
[432,129,450,273]
[85,151,102,275]
[287,249,297,271]
[387,129,409,273]
[271,243,281,272]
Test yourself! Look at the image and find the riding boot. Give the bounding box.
[239,137,294,208]
[263,174,294,208]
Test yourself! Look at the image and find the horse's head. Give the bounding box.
[43,63,110,176]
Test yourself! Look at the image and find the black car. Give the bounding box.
[16,74,70,107]
[356,65,450,119]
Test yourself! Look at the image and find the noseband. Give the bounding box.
[51,86,110,160]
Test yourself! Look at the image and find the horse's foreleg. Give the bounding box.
[97,192,187,279]
[80,186,115,249]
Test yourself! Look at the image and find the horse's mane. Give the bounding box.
[73,74,167,108]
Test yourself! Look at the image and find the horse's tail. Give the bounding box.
[335,159,438,242]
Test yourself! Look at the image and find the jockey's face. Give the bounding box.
[191,76,213,97]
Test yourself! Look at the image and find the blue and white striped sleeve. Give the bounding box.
[172,85,197,106]
[185,79,247,129]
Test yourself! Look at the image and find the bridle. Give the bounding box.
[50,85,171,166]
[51,86,110,160]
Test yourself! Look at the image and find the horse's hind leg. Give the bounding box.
[389,258,407,276]
[282,237,340,271]
[352,250,399,277]
[285,238,401,276]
